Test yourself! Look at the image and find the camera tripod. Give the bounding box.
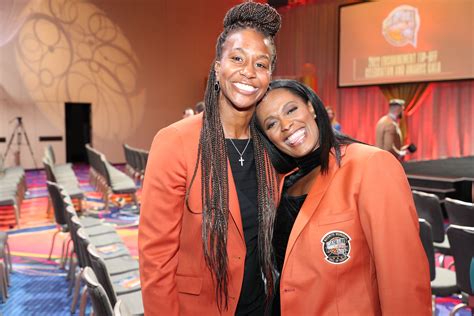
[3,117,38,168]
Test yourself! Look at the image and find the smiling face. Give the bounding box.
[257,88,320,158]
[215,28,273,112]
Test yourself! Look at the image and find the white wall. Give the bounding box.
[0,0,241,168]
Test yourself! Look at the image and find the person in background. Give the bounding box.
[255,79,432,315]
[325,106,341,132]
[299,62,318,93]
[194,101,205,114]
[182,107,195,118]
[375,98,410,160]
[139,3,281,315]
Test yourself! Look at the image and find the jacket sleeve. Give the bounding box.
[138,126,187,316]
[357,150,432,315]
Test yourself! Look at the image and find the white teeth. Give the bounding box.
[285,129,305,146]
[234,82,257,92]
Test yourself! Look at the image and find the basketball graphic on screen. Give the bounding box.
[382,5,420,48]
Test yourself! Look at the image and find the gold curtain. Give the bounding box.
[379,83,430,143]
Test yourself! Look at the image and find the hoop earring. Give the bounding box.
[214,81,220,92]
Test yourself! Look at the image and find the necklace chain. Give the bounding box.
[228,138,251,166]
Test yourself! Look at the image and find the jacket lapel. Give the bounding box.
[283,153,340,269]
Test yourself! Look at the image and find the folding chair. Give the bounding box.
[413,190,451,266]
[447,225,474,315]
[418,219,458,312]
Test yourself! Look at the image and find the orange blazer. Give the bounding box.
[278,143,432,315]
[139,114,248,315]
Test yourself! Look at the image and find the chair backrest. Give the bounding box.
[412,190,446,242]
[60,187,78,231]
[137,150,147,173]
[82,266,115,316]
[447,225,474,295]
[46,181,68,226]
[76,227,92,267]
[70,216,86,268]
[46,145,57,165]
[64,205,78,239]
[123,144,148,175]
[444,198,474,227]
[418,219,436,281]
[141,150,149,171]
[44,147,52,164]
[63,192,75,208]
[87,243,118,306]
[58,187,84,264]
[114,299,131,316]
[100,155,113,186]
[86,145,96,171]
[85,144,94,165]
[86,144,104,177]
[123,144,133,169]
[42,159,58,183]
[132,149,142,172]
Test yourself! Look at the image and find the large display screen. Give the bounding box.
[338,0,473,87]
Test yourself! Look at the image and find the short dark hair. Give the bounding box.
[254,79,357,174]
[389,98,405,106]
[194,101,204,113]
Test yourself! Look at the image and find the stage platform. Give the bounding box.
[403,156,474,202]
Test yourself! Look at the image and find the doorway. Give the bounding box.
[65,102,91,163]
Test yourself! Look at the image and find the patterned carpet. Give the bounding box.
[0,166,472,315]
[1,259,91,315]
[8,226,138,262]
[1,164,140,315]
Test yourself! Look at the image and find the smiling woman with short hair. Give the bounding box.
[255,79,432,315]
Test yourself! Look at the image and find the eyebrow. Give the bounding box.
[232,47,270,60]
[263,100,294,124]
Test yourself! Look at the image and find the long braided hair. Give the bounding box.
[186,2,281,311]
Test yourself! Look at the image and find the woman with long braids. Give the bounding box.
[139,3,281,315]
[255,80,432,315]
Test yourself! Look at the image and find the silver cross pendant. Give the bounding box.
[239,156,244,166]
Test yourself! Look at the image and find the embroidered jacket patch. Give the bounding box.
[321,230,351,264]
